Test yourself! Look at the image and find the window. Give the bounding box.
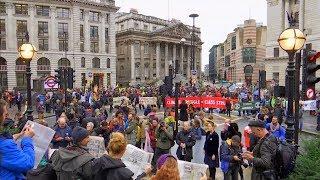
[107,73,111,86]
[80,9,84,20]
[92,58,100,68]
[106,13,110,24]
[56,7,70,18]
[0,2,6,14]
[273,72,279,84]
[294,12,299,24]
[38,22,48,36]
[306,43,312,51]
[274,47,279,57]
[89,11,99,22]
[231,36,236,50]
[0,37,5,50]
[58,23,68,37]
[105,43,109,53]
[294,0,300,4]
[244,65,253,75]
[17,38,26,48]
[59,39,68,51]
[90,26,99,38]
[134,43,140,54]
[225,55,230,67]
[134,23,139,29]
[153,26,157,31]
[0,19,5,35]
[144,25,148,30]
[81,57,85,68]
[90,42,99,53]
[38,39,48,51]
[242,48,256,63]
[80,41,84,52]
[36,5,49,16]
[15,4,28,15]
[144,44,149,54]
[220,45,224,56]
[16,73,27,88]
[16,20,27,36]
[80,25,84,38]
[107,58,110,68]
[105,28,109,41]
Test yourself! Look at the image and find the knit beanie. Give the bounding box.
[156,154,176,170]
[72,126,89,145]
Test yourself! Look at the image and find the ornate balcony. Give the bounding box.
[37,65,51,71]
[0,65,7,71]
[15,65,26,71]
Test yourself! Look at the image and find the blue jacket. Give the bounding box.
[0,133,35,180]
[266,123,286,142]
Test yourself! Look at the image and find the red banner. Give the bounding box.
[165,96,238,109]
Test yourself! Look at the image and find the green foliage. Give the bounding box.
[289,137,320,180]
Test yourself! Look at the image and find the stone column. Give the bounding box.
[180,45,184,74]
[187,46,191,79]
[28,5,37,83]
[165,43,169,76]
[285,0,290,29]
[281,0,285,30]
[299,0,305,31]
[84,10,90,52]
[156,42,161,78]
[6,2,15,51]
[100,13,106,53]
[50,6,58,51]
[140,42,145,82]
[173,44,176,71]
[130,42,135,82]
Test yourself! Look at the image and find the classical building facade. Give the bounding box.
[265,0,320,87]
[0,0,118,91]
[213,19,267,86]
[115,9,202,85]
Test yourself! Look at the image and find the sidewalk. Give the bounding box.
[300,113,319,135]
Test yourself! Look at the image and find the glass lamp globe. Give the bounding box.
[278,28,306,52]
[19,43,37,60]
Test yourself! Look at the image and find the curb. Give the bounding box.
[300,130,319,136]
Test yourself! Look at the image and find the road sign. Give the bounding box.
[88,72,93,78]
[191,70,197,75]
[44,76,58,89]
[306,88,315,99]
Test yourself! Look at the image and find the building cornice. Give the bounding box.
[264,56,288,61]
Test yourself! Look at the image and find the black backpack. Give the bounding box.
[274,139,297,179]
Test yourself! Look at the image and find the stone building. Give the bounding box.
[0,0,118,91]
[115,9,202,85]
[265,0,320,87]
[208,45,218,83]
[214,19,267,86]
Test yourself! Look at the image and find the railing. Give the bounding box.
[15,65,26,71]
[0,65,7,71]
[37,65,51,71]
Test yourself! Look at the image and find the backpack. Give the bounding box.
[26,163,57,180]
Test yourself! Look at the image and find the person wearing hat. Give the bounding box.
[242,120,278,180]
[51,126,94,180]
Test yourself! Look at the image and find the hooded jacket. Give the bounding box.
[92,155,134,180]
[51,146,94,180]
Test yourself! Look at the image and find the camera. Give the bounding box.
[160,121,165,127]
[237,153,249,168]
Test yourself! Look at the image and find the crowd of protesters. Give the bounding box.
[0,82,318,180]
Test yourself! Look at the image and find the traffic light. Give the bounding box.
[67,67,75,89]
[54,68,62,87]
[303,49,320,100]
[259,70,266,89]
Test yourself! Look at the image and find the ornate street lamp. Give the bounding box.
[278,28,305,144]
[18,37,37,121]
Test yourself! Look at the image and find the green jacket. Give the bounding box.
[156,126,173,150]
[124,120,137,145]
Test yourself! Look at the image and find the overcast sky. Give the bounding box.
[116,0,267,70]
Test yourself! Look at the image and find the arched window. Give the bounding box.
[92,57,100,68]
[107,58,110,68]
[37,57,50,66]
[81,57,85,68]
[58,58,71,67]
[0,57,7,65]
[244,65,253,75]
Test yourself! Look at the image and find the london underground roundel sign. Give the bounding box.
[306,88,315,99]
[44,76,58,89]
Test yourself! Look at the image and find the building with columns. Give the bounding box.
[0,0,118,91]
[265,0,320,87]
[213,19,267,86]
[115,9,202,85]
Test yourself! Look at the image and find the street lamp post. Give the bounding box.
[278,28,306,144]
[189,13,199,74]
[18,34,37,121]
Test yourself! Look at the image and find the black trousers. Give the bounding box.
[209,167,216,180]
[152,147,170,168]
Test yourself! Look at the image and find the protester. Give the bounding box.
[92,132,134,180]
[150,154,180,180]
[124,112,138,145]
[242,120,278,180]
[176,121,196,162]
[52,117,72,149]
[51,126,94,180]
[266,116,286,142]
[179,100,189,121]
[0,99,35,179]
[204,120,219,179]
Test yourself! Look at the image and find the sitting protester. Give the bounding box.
[92,132,134,180]
[51,126,94,180]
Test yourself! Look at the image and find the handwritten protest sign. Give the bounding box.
[139,97,157,106]
[87,136,106,158]
[122,144,154,179]
[177,160,208,180]
[113,96,129,106]
[17,121,55,168]
[302,100,317,111]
